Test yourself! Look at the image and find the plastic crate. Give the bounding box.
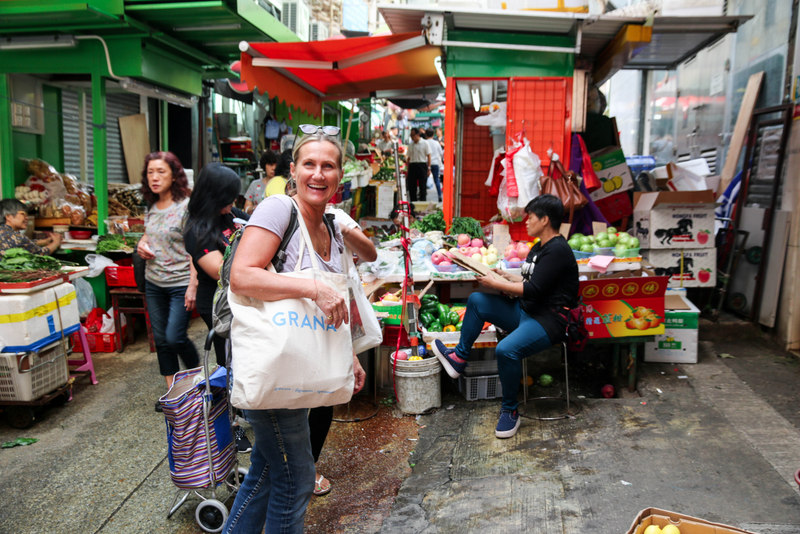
[71,326,125,353]
[0,341,69,401]
[458,374,503,401]
[463,359,499,377]
[105,263,136,287]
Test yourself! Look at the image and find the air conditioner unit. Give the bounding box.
[309,20,329,41]
[281,0,310,41]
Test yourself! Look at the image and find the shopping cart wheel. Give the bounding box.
[195,499,227,533]
[5,406,35,429]
[227,466,248,485]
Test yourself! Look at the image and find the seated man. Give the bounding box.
[0,198,61,255]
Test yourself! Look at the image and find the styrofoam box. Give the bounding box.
[643,248,717,288]
[0,340,69,401]
[644,294,700,363]
[0,282,80,352]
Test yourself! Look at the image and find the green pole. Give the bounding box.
[92,72,108,236]
[161,100,169,151]
[0,75,15,198]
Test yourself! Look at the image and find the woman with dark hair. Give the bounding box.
[136,151,199,411]
[183,162,252,453]
[243,150,283,215]
[432,194,578,439]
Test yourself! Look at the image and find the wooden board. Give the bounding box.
[118,114,149,184]
[447,249,504,281]
[718,72,764,196]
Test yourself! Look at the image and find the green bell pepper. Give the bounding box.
[448,310,461,326]
[428,320,442,332]
[437,303,451,324]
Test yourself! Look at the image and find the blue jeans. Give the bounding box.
[145,281,198,376]
[431,164,442,201]
[223,408,315,534]
[456,292,552,411]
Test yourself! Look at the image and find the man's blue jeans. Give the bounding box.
[456,292,552,411]
[223,408,314,534]
[431,164,442,201]
[145,281,198,376]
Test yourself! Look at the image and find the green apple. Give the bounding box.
[580,244,594,253]
[595,232,608,242]
[629,237,640,248]
[597,239,611,248]
[614,244,628,257]
[568,238,581,250]
[607,233,618,245]
[606,226,617,234]
[572,233,584,240]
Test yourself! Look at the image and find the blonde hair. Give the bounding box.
[291,133,345,170]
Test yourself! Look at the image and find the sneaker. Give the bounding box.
[495,409,520,439]
[432,340,467,379]
[234,426,252,453]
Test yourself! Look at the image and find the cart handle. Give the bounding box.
[204,329,216,352]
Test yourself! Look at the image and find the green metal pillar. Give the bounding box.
[160,100,169,151]
[92,72,108,235]
[0,75,14,198]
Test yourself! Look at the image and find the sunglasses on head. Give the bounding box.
[297,124,340,136]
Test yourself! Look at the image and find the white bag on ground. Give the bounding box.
[229,202,354,410]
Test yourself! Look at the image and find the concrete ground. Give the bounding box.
[1,316,798,533]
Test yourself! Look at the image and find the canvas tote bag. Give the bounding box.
[228,201,354,410]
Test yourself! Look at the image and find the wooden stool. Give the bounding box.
[109,287,155,353]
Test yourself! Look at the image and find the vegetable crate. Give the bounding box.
[0,341,69,402]
[70,326,126,353]
[458,374,503,401]
[105,264,136,287]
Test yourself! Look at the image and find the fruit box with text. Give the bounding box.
[627,507,757,534]
[642,248,716,288]
[588,147,634,202]
[578,276,668,339]
[644,293,700,363]
[633,190,716,249]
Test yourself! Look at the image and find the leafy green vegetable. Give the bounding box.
[380,231,402,242]
[449,217,484,239]
[410,210,446,233]
[0,248,75,271]
[96,234,138,254]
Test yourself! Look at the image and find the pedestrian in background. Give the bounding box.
[406,127,431,202]
[136,151,199,412]
[425,128,443,202]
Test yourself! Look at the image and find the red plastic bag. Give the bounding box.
[84,307,108,333]
[576,134,601,193]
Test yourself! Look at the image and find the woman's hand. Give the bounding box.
[353,354,366,394]
[137,236,155,260]
[313,280,349,329]
[184,284,197,311]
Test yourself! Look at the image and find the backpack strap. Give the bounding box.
[272,203,299,273]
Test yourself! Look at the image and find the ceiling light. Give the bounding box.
[119,78,198,108]
[0,35,76,50]
[174,23,241,32]
[470,86,481,112]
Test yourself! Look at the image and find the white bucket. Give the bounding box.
[391,355,441,414]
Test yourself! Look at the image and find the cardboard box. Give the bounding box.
[579,276,668,339]
[644,293,700,363]
[643,248,717,288]
[589,148,634,202]
[627,507,757,534]
[633,190,716,249]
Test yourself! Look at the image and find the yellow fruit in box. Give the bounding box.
[643,525,662,534]
[408,356,423,361]
[661,526,680,534]
[381,293,399,302]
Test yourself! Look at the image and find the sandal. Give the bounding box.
[313,474,331,496]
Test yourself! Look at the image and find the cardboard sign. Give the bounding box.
[643,248,716,287]
[491,224,512,255]
[588,148,634,202]
[579,276,668,339]
[632,190,716,249]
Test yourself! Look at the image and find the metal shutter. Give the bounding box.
[61,89,140,184]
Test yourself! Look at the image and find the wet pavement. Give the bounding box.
[0,315,799,533]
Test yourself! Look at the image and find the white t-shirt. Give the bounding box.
[407,139,431,164]
[426,138,443,167]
